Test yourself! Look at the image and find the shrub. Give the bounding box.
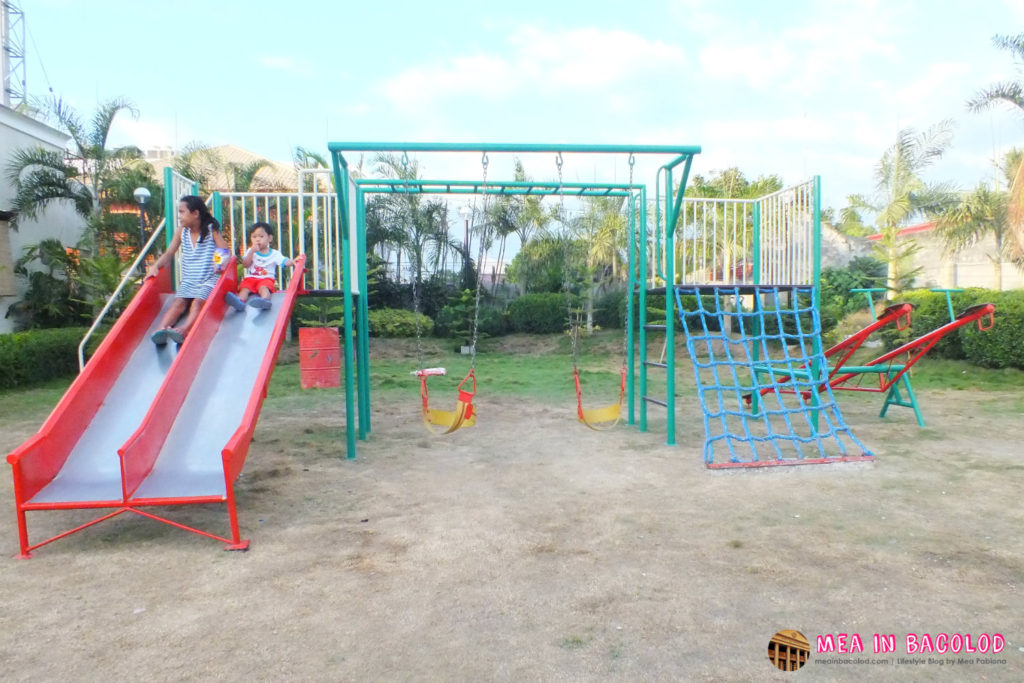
[593,289,627,329]
[960,290,1024,369]
[435,302,507,340]
[878,288,983,360]
[508,293,576,333]
[367,308,433,338]
[0,327,89,390]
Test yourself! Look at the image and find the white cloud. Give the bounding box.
[376,26,687,108]
[896,62,972,110]
[511,27,686,91]
[376,54,514,107]
[108,116,183,151]
[698,42,793,90]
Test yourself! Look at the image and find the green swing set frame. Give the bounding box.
[328,142,702,459]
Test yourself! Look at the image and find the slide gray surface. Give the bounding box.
[30,295,180,504]
[131,293,285,500]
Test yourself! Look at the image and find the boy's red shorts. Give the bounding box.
[239,277,277,294]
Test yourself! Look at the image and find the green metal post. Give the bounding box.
[626,191,636,426]
[639,186,649,432]
[851,288,887,320]
[654,167,665,282]
[211,191,222,224]
[331,152,357,459]
[163,168,176,283]
[664,167,676,446]
[356,189,371,439]
[930,288,962,323]
[751,202,762,415]
[809,176,823,434]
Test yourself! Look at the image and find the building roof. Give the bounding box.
[161,144,298,192]
[865,221,936,241]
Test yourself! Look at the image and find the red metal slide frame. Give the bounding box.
[7,267,173,556]
[7,255,308,556]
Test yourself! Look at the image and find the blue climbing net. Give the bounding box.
[674,285,872,467]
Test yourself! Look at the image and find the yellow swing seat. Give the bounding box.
[574,365,625,431]
[416,367,477,434]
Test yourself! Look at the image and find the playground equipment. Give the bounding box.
[405,154,489,435]
[675,285,872,467]
[748,287,996,427]
[556,153,632,431]
[7,175,308,556]
[327,143,700,459]
[643,178,879,467]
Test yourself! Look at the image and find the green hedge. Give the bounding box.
[0,327,89,390]
[960,290,1024,369]
[876,288,1022,369]
[366,308,433,338]
[508,293,577,333]
[434,304,508,339]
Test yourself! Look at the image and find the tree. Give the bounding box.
[826,199,873,238]
[226,159,273,192]
[6,96,144,230]
[506,236,582,294]
[171,142,221,194]
[967,33,1024,265]
[935,150,1021,290]
[685,167,783,199]
[368,153,456,288]
[682,167,783,283]
[850,122,956,296]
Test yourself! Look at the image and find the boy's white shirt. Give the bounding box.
[245,248,287,280]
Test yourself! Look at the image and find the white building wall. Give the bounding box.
[0,105,87,333]
[908,233,1024,291]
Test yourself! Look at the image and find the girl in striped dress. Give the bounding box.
[145,195,231,344]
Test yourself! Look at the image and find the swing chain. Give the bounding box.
[403,152,425,372]
[556,152,579,369]
[469,152,489,369]
[622,153,636,365]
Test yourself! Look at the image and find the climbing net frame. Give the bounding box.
[674,284,873,468]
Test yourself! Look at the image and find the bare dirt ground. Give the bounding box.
[1,346,1023,681]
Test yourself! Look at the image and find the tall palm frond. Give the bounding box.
[173,142,222,194]
[228,159,272,192]
[967,33,1024,114]
[5,147,94,226]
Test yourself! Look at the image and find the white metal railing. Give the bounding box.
[757,179,816,286]
[678,197,755,286]
[217,179,349,292]
[661,178,817,287]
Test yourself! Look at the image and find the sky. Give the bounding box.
[12,0,1024,221]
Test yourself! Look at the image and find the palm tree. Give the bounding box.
[935,150,1021,289]
[227,159,273,192]
[850,122,956,296]
[485,196,521,295]
[6,96,142,228]
[967,33,1024,265]
[172,142,222,193]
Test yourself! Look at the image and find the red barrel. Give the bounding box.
[298,327,341,389]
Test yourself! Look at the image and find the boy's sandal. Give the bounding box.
[166,329,185,345]
[248,296,272,310]
[225,292,246,312]
[151,329,169,345]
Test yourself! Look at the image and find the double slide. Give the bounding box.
[7,256,306,557]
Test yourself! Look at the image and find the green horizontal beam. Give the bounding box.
[356,179,639,197]
[330,142,701,155]
[359,179,636,190]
